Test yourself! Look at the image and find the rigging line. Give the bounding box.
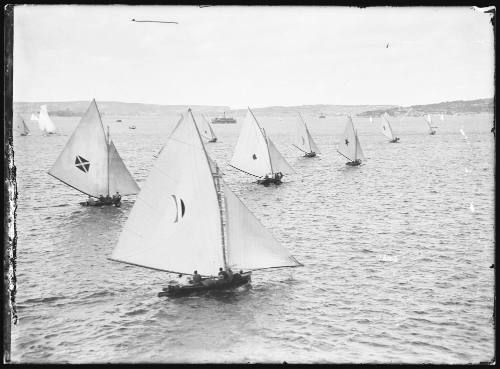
[292,144,309,154]
[337,150,353,162]
[131,19,178,24]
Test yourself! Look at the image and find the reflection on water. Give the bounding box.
[11,113,495,363]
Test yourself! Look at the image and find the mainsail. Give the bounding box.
[110,109,301,276]
[380,113,395,140]
[230,108,294,177]
[200,114,217,142]
[38,105,56,134]
[337,116,364,162]
[48,99,139,197]
[295,113,320,155]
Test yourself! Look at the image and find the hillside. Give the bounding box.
[357,98,494,117]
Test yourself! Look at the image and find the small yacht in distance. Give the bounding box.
[211,111,236,124]
[337,115,365,166]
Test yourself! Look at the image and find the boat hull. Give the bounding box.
[80,198,121,207]
[208,138,217,143]
[159,272,252,297]
[346,160,362,166]
[304,152,317,158]
[257,177,282,186]
[389,137,400,143]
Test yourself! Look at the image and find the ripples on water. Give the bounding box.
[11,113,494,363]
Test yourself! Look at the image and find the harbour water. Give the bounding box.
[10,112,495,363]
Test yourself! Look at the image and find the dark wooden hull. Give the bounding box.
[80,199,121,207]
[257,177,282,186]
[208,138,217,143]
[304,152,317,158]
[346,160,362,166]
[158,273,251,297]
[390,137,400,143]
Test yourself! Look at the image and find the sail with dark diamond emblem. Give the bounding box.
[48,99,139,197]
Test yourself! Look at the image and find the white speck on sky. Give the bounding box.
[13,5,495,108]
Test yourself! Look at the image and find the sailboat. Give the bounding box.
[293,112,320,157]
[230,107,295,185]
[319,112,326,118]
[48,99,140,206]
[440,113,445,121]
[337,115,365,166]
[380,113,400,143]
[109,108,302,297]
[30,113,39,121]
[38,105,56,135]
[369,115,373,123]
[424,114,437,135]
[200,114,217,142]
[15,114,31,136]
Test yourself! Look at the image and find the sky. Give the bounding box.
[13,5,495,109]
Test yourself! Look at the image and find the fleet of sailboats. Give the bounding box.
[48,99,140,206]
[110,109,302,296]
[38,105,57,135]
[424,114,437,135]
[380,113,400,143]
[337,116,365,166]
[15,114,31,136]
[230,107,295,185]
[293,112,320,157]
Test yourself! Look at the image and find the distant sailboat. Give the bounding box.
[30,113,39,121]
[230,107,295,185]
[48,99,139,206]
[110,108,302,297]
[319,112,326,118]
[337,116,365,166]
[293,112,320,157]
[38,105,56,135]
[380,113,400,143]
[369,115,373,123]
[200,114,217,142]
[440,113,445,121]
[424,114,437,135]
[15,114,31,136]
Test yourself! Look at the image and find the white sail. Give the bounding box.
[15,115,30,135]
[380,113,395,140]
[200,114,217,141]
[224,184,301,270]
[30,113,38,121]
[440,114,444,121]
[267,137,295,174]
[38,105,56,133]
[424,114,437,133]
[48,99,139,197]
[337,116,361,162]
[296,113,320,154]
[369,115,373,123]
[355,132,365,161]
[108,140,140,196]
[111,110,225,276]
[230,108,272,177]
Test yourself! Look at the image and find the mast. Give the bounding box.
[354,129,358,161]
[189,108,228,270]
[107,125,110,196]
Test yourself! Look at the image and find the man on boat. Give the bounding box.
[98,195,105,205]
[112,191,121,205]
[192,270,202,286]
[218,267,229,281]
[226,268,234,283]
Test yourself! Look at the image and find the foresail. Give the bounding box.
[39,105,56,133]
[307,130,320,153]
[337,116,357,161]
[267,138,295,174]
[230,109,272,177]
[223,183,301,270]
[48,100,108,197]
[111,110,224,276]
[355,133,365,161]
[108,140,140,195]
